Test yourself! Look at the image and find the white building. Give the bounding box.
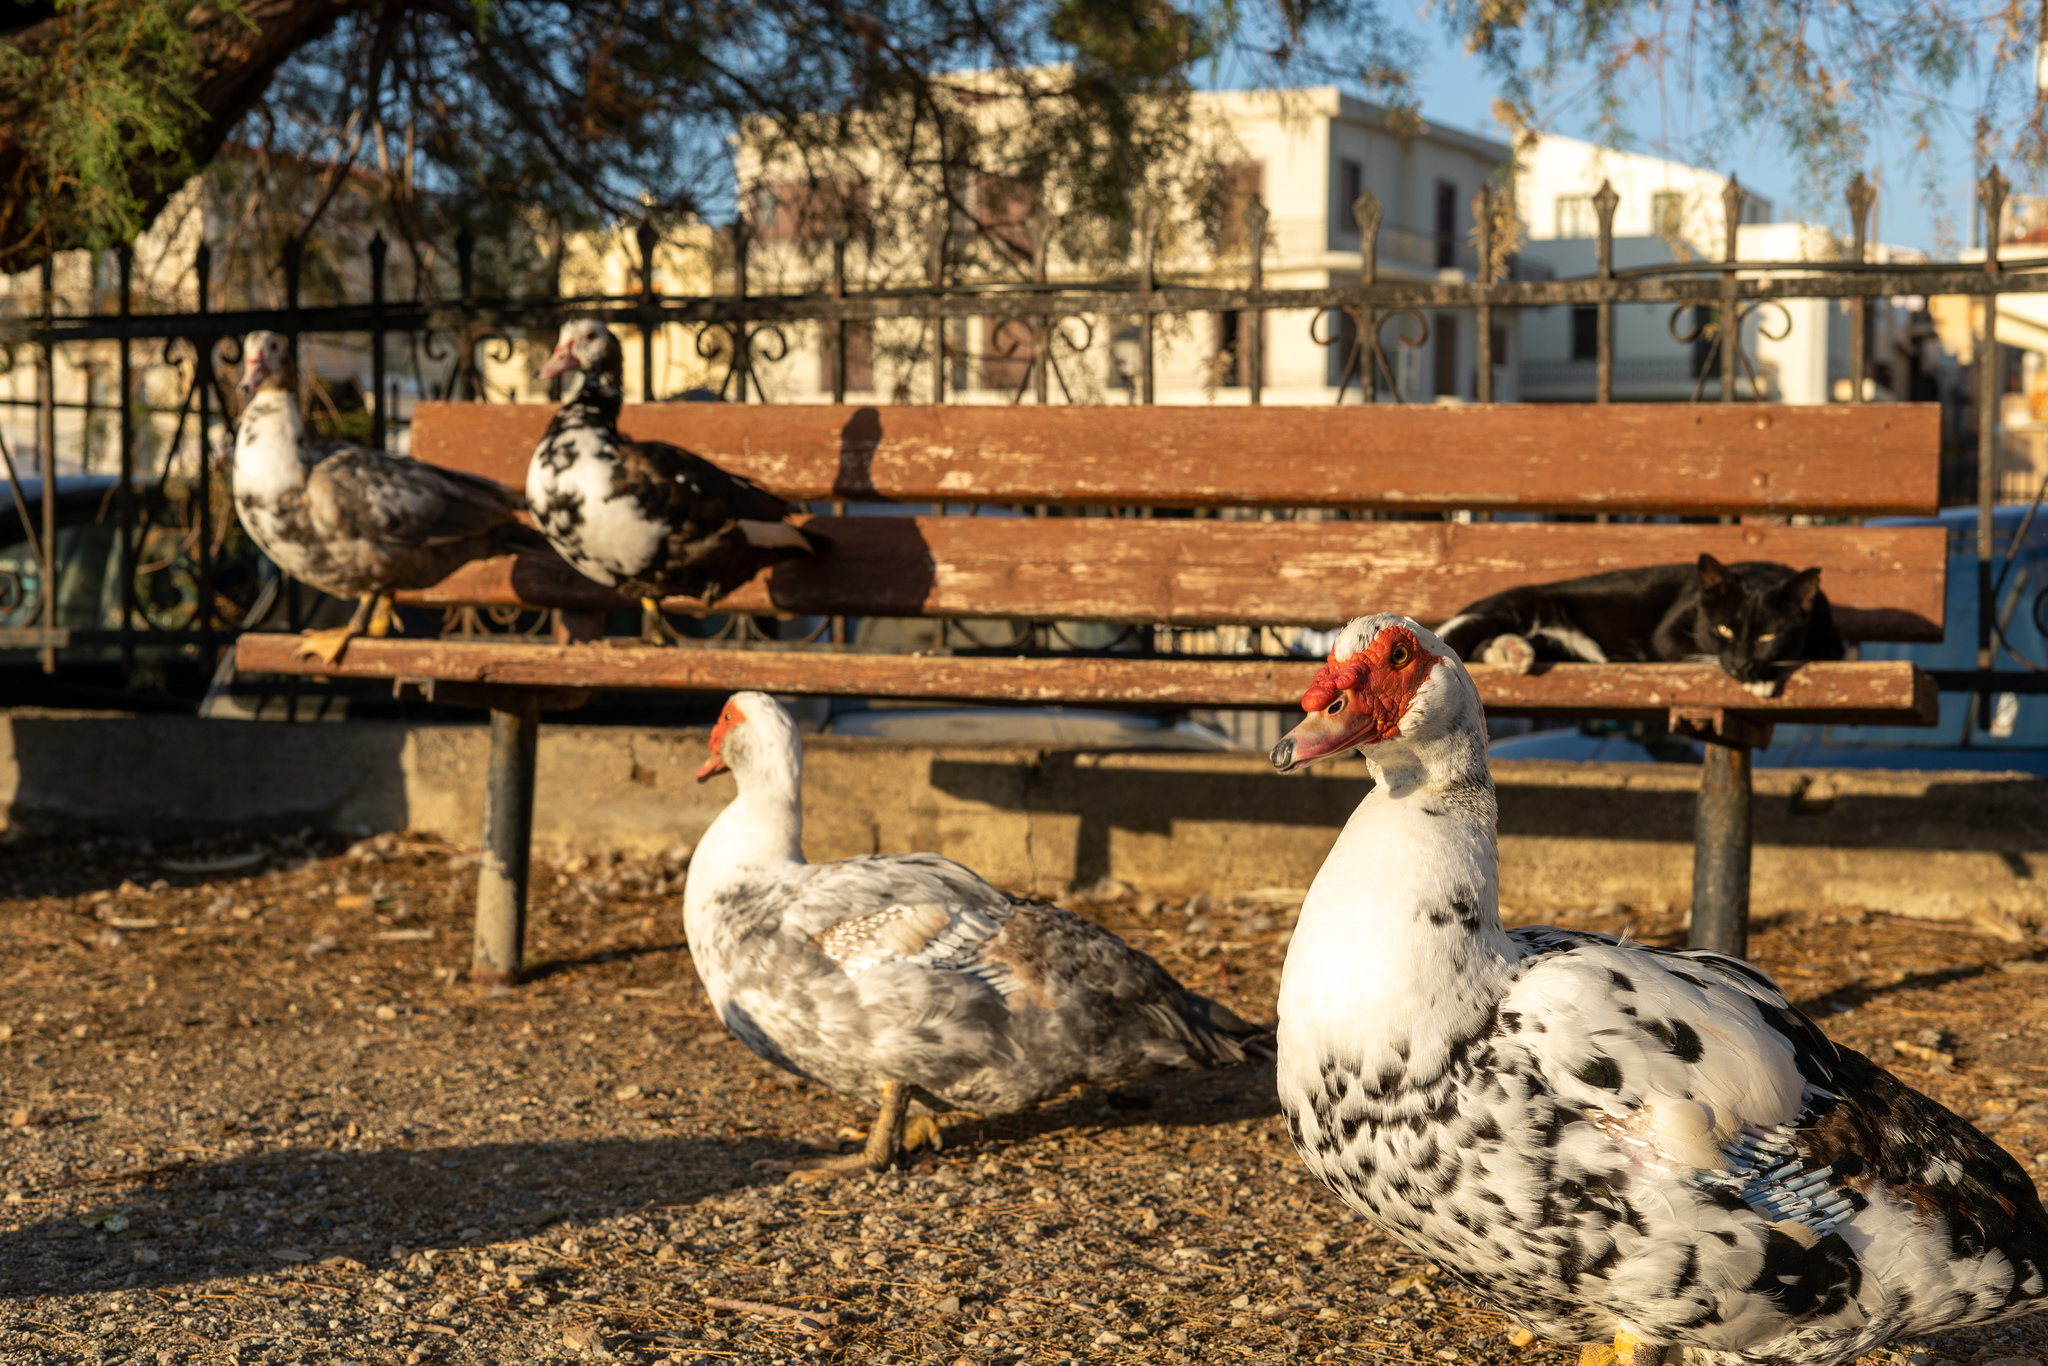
[737,86,1515,405]
[1516,133,1929,405]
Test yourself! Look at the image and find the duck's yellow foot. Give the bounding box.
[1508,1329,1537,1349]
[1585,1332,1661,1366]
[1580,1343,1618,1366]
[755,1151,872,1185]
[292,624,359,665]
[903,1112,944,1154]
[366,595,402,637]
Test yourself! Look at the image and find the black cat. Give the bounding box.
[1434,553,1845,696]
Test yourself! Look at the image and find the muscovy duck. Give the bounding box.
[684,692,1270,1171]
[526,320,812,638]
[1272,613,2048,1366]
[233,330,541,663]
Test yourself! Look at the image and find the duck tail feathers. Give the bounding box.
[1177,990,1276,1065]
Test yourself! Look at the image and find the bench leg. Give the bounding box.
[1689,740,1753,959]
[474,701,540,988]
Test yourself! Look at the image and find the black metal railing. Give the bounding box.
[0,166,2038,683]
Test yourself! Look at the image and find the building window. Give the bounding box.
[977,176,1039,263]
[1652,191,1685,240]
[1435,181,1457,269]
[1214,310,1264,388]
[753,179,871,247]
[1338,159,1365,234]
[1570,307,1597,361]
[1555,195,1596,239]
[1218,162,1265,252]
[1433,311,1459,397]
[818,321,874,393]
[981,317,1033,392]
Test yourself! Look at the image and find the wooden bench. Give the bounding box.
[235,401,1944,983]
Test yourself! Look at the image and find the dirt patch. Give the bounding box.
[0,829,2045,1364]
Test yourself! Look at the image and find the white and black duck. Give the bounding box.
[683,692,1271,1171]
[232,330,541,663]
[527,320,811,636]
[1270,612,2048,1366]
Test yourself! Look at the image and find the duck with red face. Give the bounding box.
[1271,614,2048,1366]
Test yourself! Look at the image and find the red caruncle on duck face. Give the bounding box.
[1271,624,1438,773]
[695,699,748,781]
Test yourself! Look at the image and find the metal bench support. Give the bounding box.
[1672,708,1771,959]
[475,699,540,988]
[393,677,589,988]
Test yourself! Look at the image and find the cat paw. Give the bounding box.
[1480,634,1538,674]
[1742,679,1781,699]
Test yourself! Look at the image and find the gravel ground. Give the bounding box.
[2,827,2048,1366]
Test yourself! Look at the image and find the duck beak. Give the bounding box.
[694,754,729,782]
[1271,697,1383,774]
[539,343,579,379]
[238,355,269,397]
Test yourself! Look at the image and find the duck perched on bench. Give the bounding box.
[684,692,1271,1172]
[232,330,543,663]
[527,320,812,639]
[1273,614,2048,1366]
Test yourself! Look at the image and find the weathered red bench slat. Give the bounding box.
[234,635,1937,727]
[406,401,1941,517]
[405,518,1950,641]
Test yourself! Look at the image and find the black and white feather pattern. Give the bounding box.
[233,386,538,600]
[525,322,810,603]
[683,695,1268,1117]
[1276,614,2048,1366]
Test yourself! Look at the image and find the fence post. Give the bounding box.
[1846,174,1873,406]
[36,258,55,674]
[1031,207,1052,405]
[369,232,388,447]
[456,228,477,400]
[1691,739,1754,957]
[830,215,848,404]
[1243,194,1268,404]
[926,216,947,403]
[1593,181,1617,404]
[117,244,135,672]
[197,240,218,659]
[1720,175,1744,403]
[473,698,540,988]
[1137,204,1157,405]
[637,217,659,403]
[1355,191,1381,402]
[1473,185,1493,404]
[1978,166,2009,730]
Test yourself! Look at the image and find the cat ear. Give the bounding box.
[1786,566,1823,611]
[1696,553,1736,598]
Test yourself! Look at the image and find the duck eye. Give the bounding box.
[1715,625,1734,639]
[1325,696,1345,716]
[1388,643,1411,668]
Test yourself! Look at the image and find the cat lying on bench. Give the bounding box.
[1434,553,1845,697]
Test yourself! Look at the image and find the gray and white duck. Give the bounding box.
[1273,613,2048,1366]
[232,330,542,663]
[683,692,1271,1171]
[527,320,812,637]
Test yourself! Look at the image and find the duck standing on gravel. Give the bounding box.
[527,320,813,640]
[684,692,1271,1171]
[233,330,544,663]
[1270,612,2048,1366]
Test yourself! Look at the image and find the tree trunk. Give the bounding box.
[0,0,367,274]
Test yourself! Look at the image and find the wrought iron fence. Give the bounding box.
[0,165,2040,688]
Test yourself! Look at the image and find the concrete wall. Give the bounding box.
[6,710,2048,927]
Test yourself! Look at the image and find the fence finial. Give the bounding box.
[1981,165,2011,267]
[635,218,659,297]
[1471,185,1494,285]
[1593,180,1619,279]
[1721,174,1746,263]
[1846,174,1875,263]
[1352,189,1382,286]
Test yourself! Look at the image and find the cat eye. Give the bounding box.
[1757,632,1777,643]
[1326,697,1346,715]
[1715,625,1734,639]
[1388,642,1413,668]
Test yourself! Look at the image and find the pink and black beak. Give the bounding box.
[238,344,273,398]
[1271,625,1438,773]
[538,335,581,379]
[694,700,746,781]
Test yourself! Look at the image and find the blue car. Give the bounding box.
[1488,504,2048,774]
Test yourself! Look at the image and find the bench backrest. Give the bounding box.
[403,401,1947,641]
